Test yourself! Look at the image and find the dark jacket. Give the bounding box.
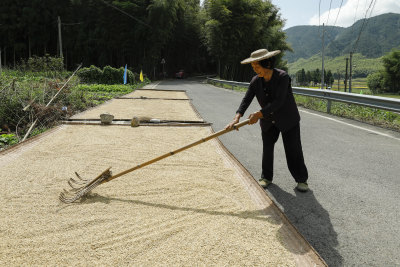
[236,68,300,132]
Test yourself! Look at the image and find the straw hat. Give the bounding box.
[240,49,281,64]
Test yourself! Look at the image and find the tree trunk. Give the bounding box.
[13,45,16,68]
[28,37,31,58]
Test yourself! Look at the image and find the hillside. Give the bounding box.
[284,25,344,63]
[287,53,383,77]
[284,13,400,63]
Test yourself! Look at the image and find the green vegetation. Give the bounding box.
[203,0,289,81]
[295,68,335,87]
[367,49,400,94]
[284,13,400,62]
[285,25,343,63]
[0,132,18,148]
[0,0,289,82]
[77,65,139,85]
[0,57,150,150]
[294,96,400,132]
[288,53,383,78]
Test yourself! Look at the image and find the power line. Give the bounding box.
[325,0,333,25]
[100,0,152,29]
[318,0,322,36]
[351,0,361,35]
[333,0,344,27]
[352,0,376,52]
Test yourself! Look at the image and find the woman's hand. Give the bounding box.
[248,111,263,125]
[225,113,242,130]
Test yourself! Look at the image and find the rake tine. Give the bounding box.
[60,177,104,203]
[69,177,88,186]
[59,168,112,203]
[75,172,90,182]
[67,180,83,191]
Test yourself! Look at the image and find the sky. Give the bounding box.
[200,0,400,29]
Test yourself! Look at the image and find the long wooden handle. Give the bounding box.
[103,119,250,183]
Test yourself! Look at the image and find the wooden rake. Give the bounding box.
[59,119,250,203]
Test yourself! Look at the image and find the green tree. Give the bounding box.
[203,0,290,81]
[326,70,334,88]
[306,70,312,85]
[367,71,385,94]
[381,49,400,93]
[312,68,320,86]
[296,68,307,86]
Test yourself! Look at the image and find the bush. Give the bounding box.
[77,65,135,84]
[367,72,385,94]
[0,133,18,148]
[22,54,64,72]
[77,65,103,83]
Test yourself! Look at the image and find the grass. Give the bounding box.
[287,53,383,77]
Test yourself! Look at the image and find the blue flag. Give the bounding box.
[123,64,127,84]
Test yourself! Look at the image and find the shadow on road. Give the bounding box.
[267,185,343,267]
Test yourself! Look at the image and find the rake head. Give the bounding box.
[59,167,112,203]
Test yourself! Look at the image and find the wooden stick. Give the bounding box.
[22,64,82,141]
[101,119,250,184]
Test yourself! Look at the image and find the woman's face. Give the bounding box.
[251,62,268,78]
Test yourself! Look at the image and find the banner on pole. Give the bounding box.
[140,70,144,82]
[123,64,127,84]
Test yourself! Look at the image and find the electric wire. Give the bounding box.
[326,0,334,25]
[100,0,152,29]
[333,0,344,27]
[352,0,376,53]
[351,0,361,35]
[319,0,322,36]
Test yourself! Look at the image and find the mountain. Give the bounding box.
[284,25,344,63]
[284,13,400,63]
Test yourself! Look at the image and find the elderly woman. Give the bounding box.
[225,49,309,192]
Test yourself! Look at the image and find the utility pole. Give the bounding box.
[321,23,325,89]
[344,57,348,92]
[349,52,353,93]
[58,16,63,58]
[337,69,340,91]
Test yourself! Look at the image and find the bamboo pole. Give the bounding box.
[22,63,82,141]
[102,119,250,183]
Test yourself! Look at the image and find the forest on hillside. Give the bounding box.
[0,0,290,81]
[284,13,400,63]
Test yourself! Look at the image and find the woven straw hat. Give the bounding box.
[240,48,281,64]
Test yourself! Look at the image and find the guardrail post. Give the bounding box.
[327,99,332,114]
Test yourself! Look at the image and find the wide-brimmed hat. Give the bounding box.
[240,49,281,64]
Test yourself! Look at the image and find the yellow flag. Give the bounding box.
[140,70,144,82]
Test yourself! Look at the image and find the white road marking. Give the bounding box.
[300,109,400,141]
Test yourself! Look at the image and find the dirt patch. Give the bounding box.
[0,125,297,266]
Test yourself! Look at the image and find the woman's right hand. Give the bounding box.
[225,113,242,130]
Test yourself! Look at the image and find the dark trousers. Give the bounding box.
[261,123,308,183]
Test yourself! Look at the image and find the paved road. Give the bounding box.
[152,79,400,267]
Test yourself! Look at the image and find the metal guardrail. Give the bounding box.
[207,77,400,113]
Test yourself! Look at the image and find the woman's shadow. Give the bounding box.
[267,184,343,267]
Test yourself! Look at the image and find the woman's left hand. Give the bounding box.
[248,111,263,125]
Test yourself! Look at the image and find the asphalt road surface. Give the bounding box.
[151,78,400,267]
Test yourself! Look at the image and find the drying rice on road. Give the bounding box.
[124,89,189,99]
[0,125,302,266]
[71,99,201,121]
